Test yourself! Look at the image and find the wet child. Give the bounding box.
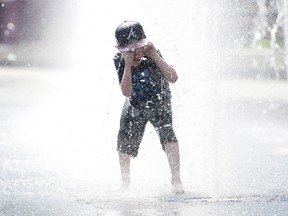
[113,21,184,193]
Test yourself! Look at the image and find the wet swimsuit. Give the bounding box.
[113,52,178,157]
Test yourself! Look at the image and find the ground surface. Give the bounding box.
[1,67,288,216]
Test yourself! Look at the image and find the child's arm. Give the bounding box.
[145,42,178,83]
[120,52,134,96]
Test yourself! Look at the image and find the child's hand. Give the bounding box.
[144,42,157,59]
[123,52,135,66]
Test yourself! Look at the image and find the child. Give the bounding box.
[113,21,184,193]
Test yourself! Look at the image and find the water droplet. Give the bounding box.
[7,22,15,31]
[7,53,17,61]
[4,30,10,36]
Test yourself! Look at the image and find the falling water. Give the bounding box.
[251,0,288,80]
[2,0,288,215]
[284,0,288,76]
[203,0,288,199]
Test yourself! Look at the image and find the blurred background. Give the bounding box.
[0,0,288,215]
[1,0,287,75]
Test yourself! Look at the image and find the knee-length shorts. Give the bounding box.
[117,98,178,157]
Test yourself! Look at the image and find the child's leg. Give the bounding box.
[165,142,184,193]
[119,152,131,188]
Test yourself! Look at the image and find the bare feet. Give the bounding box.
[120,178,130,191]
[172,179,185,194]
[120,183,130,191]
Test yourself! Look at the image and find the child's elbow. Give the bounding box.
[120,84,132,97]
[121,88,131,97]
[170,74,178,83]
[122,91,131,97]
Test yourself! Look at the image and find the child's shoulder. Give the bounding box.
[113,52,124,71]
[113,52,122,61]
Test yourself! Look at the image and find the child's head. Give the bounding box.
[115,21,149,53]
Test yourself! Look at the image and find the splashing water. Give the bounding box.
[251,0,288,79]
[1,1,288,215]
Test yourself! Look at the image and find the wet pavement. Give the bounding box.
[1,67,288,215]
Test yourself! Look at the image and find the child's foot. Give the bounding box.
[120,179,130,191]
[172,183,185,194]
[171,179,185,194]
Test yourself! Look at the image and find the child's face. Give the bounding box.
[127,46,146,66]
[133,46,146,61]
[120,43,147,67]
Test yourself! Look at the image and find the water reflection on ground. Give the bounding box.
[1,68,288,215]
